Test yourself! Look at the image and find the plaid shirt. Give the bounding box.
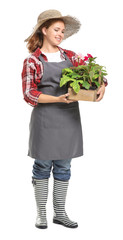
[22,47,108,107]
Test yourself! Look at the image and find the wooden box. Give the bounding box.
[68,87,98,101]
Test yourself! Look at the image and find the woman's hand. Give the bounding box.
[96,83,105,102]
[57,93,76,104]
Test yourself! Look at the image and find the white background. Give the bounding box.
[0,0,123,239]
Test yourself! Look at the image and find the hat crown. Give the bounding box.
[37,10,62,23]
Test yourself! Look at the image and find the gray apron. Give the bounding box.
[28,52,83,160]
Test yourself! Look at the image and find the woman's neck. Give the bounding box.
[40,43,59,53]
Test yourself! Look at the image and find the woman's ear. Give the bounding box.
[42,27,47,36]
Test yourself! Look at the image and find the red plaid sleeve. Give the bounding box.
[22,57,43,107]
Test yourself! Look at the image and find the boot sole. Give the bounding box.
[53,219,78,228]
[35,224,47,229]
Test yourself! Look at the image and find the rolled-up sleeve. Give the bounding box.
[22,58,42,107]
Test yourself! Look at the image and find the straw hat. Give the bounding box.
[25,9,81,42]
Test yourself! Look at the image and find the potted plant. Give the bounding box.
[60,54,108,101]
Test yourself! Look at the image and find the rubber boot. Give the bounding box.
[32,178,49,229]
[53,179,78,228]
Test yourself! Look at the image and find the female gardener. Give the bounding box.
[22,9,106,229]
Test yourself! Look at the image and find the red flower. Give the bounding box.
[84,56,89,61]
[74,61,79,67]
[74,59,85,66]
[79,59,85,65]
[87,53,93,58]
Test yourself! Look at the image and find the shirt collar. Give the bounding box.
[32,46,67,59]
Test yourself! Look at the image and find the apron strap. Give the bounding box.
[39,54,45,62]
[62,52,74,66]
[63,52,70,61]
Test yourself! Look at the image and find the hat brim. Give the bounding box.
[24,15,81,42]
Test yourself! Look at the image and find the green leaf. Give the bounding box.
[62,68,73,74]
[74,65,88,72]
[77,80,83,84]
[89,71,94,80]
[94,81,100,88]
[92,66,100,71]
[60,75,72,87]
[82,81,90,90]
[93,74,99,79]
[70,81,80,93]
[101,72,107,76]
[70,72,82,78]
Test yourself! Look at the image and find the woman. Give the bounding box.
[22,9,106,229]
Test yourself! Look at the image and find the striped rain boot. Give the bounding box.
[32,178,49,229]
[53,179,78,228]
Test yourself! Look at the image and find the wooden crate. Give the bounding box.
[68,87,98,101]
[67,71,101,102]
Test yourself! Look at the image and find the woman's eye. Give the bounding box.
[54,29,65,34]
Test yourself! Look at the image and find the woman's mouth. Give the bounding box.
[55,37,61,42]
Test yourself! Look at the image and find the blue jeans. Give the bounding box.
[32,159,72,181]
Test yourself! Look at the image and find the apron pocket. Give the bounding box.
[43,106,80,129]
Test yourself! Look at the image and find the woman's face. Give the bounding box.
[42,21,65,46]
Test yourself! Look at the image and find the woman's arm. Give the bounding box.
[22,55,75,106]
[38,93,74,104]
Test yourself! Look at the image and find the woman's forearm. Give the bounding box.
[38,93,75,104]
[38,93,59,103]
